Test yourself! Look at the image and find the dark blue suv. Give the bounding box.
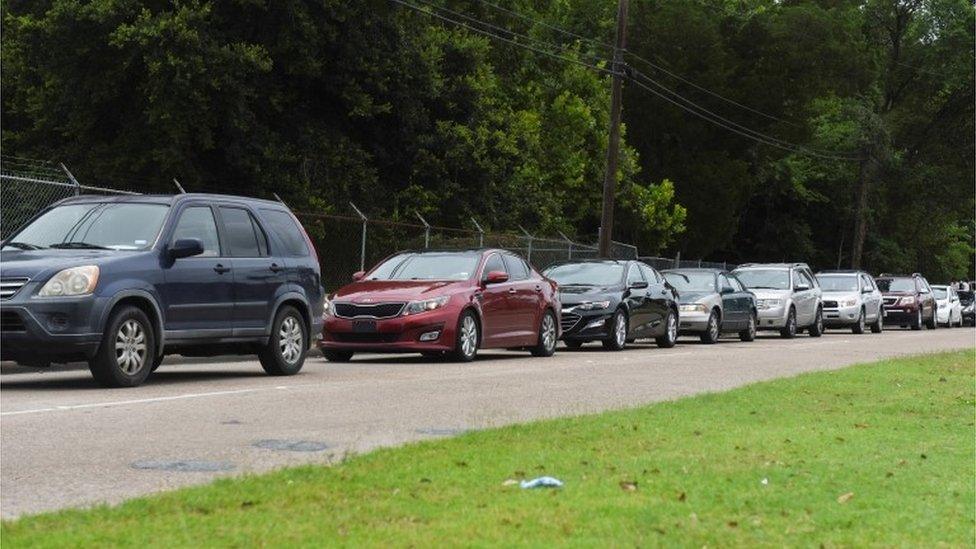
[0,194,324,387]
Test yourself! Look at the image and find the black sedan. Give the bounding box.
[543,260,679,351]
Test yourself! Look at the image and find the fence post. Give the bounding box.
[60,163,81,196]
[697,259,702,268]
[350,202,368,272]
[415,212,431,249]
[557,231,573,259]
[470,217,484,247]
[518,225,533,263]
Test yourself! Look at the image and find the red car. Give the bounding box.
[320,249,560,362]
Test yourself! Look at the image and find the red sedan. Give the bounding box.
[320,249,560,362]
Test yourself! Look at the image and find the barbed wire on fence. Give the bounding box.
[0,156,734,290]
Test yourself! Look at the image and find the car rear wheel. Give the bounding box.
[89,306,156,388]
[852,308,866,334]
[531,310,558,357]
[655,308,678,348]
[739,311,757,342]
[602,310,628,351]
[450,311,480,362]
[700,310,720,344]
[259,306,307,375]
[780,308,797,339]
[808,308,824,337]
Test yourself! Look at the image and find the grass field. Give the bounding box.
[3,350,974,547]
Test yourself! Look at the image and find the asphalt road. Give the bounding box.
[2,327,973,518]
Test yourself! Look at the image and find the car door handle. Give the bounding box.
[270,263,283,273]
[214,264,231,274]
[508,288,517,294]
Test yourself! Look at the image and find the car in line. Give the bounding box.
[661,268,757,343]
[0,194,325,387]
[732,263,823,338]
[959,290,975,326]
[320,249,559,362]
[542,259,678,350]
[815,270,884,334]
[931,285,963,328]
[876,273,937,330]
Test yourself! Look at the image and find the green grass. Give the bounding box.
[4,350,974,547]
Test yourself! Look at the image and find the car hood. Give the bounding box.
[0,249,138,280]
[332,280,468,302]
[822,291,859,301]
[749,289,791,301]
[677,291,717,304]
[558,285,620,305]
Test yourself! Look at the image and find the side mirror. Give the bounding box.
[629,281,649,290]
[485,270,509,284]
[352,271,366,281]
[861,287,872,294]
[169,238,204,260]
[721,286,735,294]
[794,284,810,292]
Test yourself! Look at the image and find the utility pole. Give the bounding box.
[598,0,629,258]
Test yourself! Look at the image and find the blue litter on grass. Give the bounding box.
[520,476,563,489]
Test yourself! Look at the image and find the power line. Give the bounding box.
[386,0,618,76]
[629,69,859,161]
[465,0,614,53]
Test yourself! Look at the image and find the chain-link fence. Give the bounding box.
[0,156,651,290]
[639,255,738,272]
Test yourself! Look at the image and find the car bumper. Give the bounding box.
[882,306,917,324]
[677,310,710,333]
[756,306,789,329]
[823,305,861,327]
[0,298,104,366]
[560,309,614,341]
[320,311,457,353]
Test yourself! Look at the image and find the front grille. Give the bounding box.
[0,310,25,332]
[0,278,29,300]
[334,302,405,319]
[883,297,898,306]
[822,300,838,309]
[561,311,581,332]
[332,332,399,344]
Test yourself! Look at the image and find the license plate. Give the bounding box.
[352,320,377,333]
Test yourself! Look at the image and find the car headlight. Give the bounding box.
[575,300,611,311]
[840,298,858,308]
[679,303,707,313]
[37,265,99,297]
[964,304,974,313]
[322,296,334,318]
[899,296,916,306]
[757,298,782,310]
[404,296,450,315]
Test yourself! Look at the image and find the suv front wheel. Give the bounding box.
[808,307,824,337]
[259,305,308,376]
[89,305,156,387]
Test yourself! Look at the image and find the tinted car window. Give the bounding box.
[260,209,309,256]
[172,206,220,257]
[220,207,266,257]
[503,255,530,281]
[483,254,507,279]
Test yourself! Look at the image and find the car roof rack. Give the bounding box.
[816,269,861,274]
[877,273,921,278]
[736,262,810,270]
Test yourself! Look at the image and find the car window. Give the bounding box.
[259,209,309,256]
[627,264,645,285]
[919,278,931,293]
[503,254,530,281]
[791,270,805,289]
[729,276,745,292]
[482,254,507,279]
[801,270,816,288]
[219,207,267,257]
[640,264,661,283]
[718,274,734,291]
[860,274,874,291]
[171,206,220,257]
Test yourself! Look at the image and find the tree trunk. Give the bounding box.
[850,157,870,269]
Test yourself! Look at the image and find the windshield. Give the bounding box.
[816,275,859,292]
[734,269,790,290]
[663,271,715,292]
[3,203,169,251]
[877,278,916,293]
[543,263,624,286]
[366,252,480,281]
[932,287,948,299]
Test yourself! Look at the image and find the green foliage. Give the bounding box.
[1,0,972,276]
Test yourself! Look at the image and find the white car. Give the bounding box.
[931,285,963,327]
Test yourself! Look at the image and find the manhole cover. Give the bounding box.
[253,439,330,452]
[415,428,467,436]
[131,460,235,472]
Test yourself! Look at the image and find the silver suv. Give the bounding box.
[815,270,883,334]
[732,263,823,338]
